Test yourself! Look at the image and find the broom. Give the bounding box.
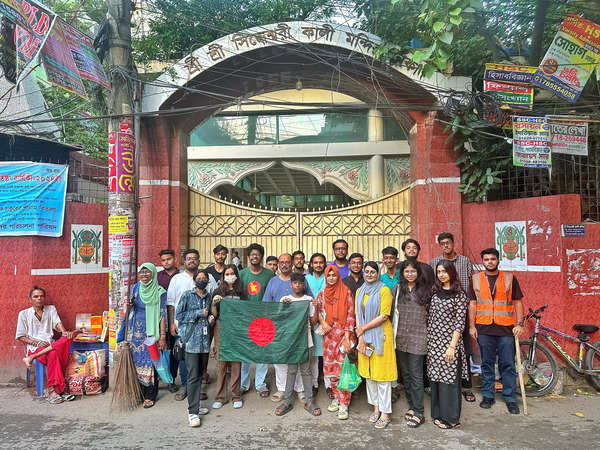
[111,248,143,411]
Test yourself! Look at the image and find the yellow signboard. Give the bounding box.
[108,215,128,233]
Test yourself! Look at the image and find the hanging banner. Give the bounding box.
[108,131,135,194]
[60,20,110,90]
[484,80,533,110]
[532,14,600,102]
[14,0,56,82]
[0,16,16,83]
[548,119,588,156]
[484,63,537,85]
[41,20,87,98]
[0,0,30,28]
[0,162,68,236]
[512,116,551,168]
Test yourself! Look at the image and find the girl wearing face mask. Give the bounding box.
[176,270,215,427]
[211,265,247,409]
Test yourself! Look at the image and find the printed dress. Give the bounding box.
[317,289,356,405]
[426,289,468,384]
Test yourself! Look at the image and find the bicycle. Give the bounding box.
[517,305,600,397]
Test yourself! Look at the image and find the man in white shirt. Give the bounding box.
[16,286,79,404]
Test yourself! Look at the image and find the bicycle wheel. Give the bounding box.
[585,339,600,391]
[516,339,559,397]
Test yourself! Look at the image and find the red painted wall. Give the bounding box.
[1,202,108,381]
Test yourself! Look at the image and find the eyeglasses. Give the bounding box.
[333,247,347,251]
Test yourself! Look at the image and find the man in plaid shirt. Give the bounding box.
[430,232,476,403]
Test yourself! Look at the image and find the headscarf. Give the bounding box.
[323,265,351,327]
[137,262,166,338]
[356,265,386,355]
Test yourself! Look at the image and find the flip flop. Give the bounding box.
[462,390,476,402]
[275,402,293,416]
[259,390,270,398]
[271,391,284,402]
[61,393,76,402]
[304,400,321,416]
[434,419,460,429]
[143,400,155,409]
[175,388,187,401]
[374,417,391,429]
[369,411,381,423]
[404,410,415,420]
[47,393,64,404]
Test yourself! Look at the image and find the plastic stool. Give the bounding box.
[25,360,46,397]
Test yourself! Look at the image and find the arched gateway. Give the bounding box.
[138,21,468,264]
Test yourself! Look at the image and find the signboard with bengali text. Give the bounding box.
[512,116,551,168]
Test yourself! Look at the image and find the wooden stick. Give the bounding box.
[515,335,528,415]
[123,247,135,342]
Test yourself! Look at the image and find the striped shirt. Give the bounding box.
[430,254,474,297]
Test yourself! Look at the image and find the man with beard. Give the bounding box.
[328,239,350,278]
[342,252,364,298]
[206,244,228,283]
[401,239,434,288]
[469,248,524,414]
[292,250,307,275]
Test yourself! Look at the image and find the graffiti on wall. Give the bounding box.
[566,248,600,296]
[495,220,527,269]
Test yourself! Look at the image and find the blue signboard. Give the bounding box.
[0,162,68,236]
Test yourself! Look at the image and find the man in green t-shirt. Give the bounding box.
[239,243,274,397]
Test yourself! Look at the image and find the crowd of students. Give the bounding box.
[16,232,525,431]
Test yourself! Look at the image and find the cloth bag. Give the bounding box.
[337,355,362,392]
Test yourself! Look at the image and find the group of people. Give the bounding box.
[15,232,525,431]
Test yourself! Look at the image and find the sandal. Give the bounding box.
[326,387,335,399]
[434,419,460,429]
[271,391,284,402]
[275,402,294,416]
[175,388,187,401]
[369,411,381,423]
[143,399,155,409]
[61,393,75,402]
[304,400,321,416]
[407,414,425,428]
[260,390,270,398]
[404,410,415,420]
[462,390,476,402]
[374,417,391,429]
[47,393,64,404]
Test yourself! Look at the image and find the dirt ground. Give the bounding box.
[1,361,599,450]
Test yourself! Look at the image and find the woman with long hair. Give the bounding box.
[392,259,432,428]
[211,264,247,410]
[355,261,397,429]
[317,265,356,420]
[427,260,468,429]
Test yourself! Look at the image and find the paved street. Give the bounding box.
[2,363,599,449]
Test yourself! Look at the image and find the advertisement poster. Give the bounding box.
[484,80,533,110]
[108,131,135,194]
[512,116,552,168]
[495,221,527,270]
[0,162,68,236]
[532,14,600,102]
[41,19,87,98]
[549,120,588,156]
[484,63,536,85]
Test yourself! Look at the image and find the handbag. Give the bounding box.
[172,315,201,361]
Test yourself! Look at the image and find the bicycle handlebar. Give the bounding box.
[526,304,548,320]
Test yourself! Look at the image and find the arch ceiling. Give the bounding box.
[141,21,441,134]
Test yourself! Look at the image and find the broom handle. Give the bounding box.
[515,334,528,415]
[123,247,135,343]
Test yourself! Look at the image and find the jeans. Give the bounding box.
[240,362,268,392]
[397,351,425,415]
[478,334,517,403]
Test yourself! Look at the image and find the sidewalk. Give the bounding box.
[1,360,599,449]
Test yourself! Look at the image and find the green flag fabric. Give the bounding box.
[219,298,309,364]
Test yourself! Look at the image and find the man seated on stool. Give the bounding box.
[16,286,81,404]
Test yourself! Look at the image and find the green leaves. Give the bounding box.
[433,21,445,32]
[439,31,454,44]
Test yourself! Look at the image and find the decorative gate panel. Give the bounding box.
[189,187,410,266]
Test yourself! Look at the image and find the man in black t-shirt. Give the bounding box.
[468,248,524,415]
[206,244,228,283]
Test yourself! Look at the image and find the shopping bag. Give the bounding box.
[153,349,174,384]
[337,355,362,392]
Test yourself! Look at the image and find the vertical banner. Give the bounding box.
[549,119,588,156]
[107,131,135,193]
[14,0,56,82]
[512,116,551,168]
[60,20,110,89]
[0,162,68,236]
[532,14,600,102]
[41,20,87,98]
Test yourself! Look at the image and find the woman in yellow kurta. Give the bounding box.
[355,261,397,429]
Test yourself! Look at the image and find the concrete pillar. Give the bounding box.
[369,154,385,199]
[368,109,384,142]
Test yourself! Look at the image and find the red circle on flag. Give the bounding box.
[248,317,276,346]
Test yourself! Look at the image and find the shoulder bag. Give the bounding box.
[172,315,201,361]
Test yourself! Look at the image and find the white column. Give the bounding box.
[368,109,384,142]
[369,154,384,199]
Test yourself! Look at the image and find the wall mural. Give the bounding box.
[384,157,410,193]
[188,161,275,192]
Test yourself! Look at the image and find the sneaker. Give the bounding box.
[506,402,520,414]
[480,397,495,409]
[233,401,243,409]
[188,414,201,427]
[327,398,339,412]
[337,404,349,420]
[212,401,223,409]
[198,407,209,415]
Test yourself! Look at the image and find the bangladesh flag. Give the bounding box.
[219,298,309,364]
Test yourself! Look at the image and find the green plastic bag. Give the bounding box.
[337,355,362,392]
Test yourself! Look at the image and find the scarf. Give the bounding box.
[323,265,351,328]
[137,262,166,338]
[356,279,386,355]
